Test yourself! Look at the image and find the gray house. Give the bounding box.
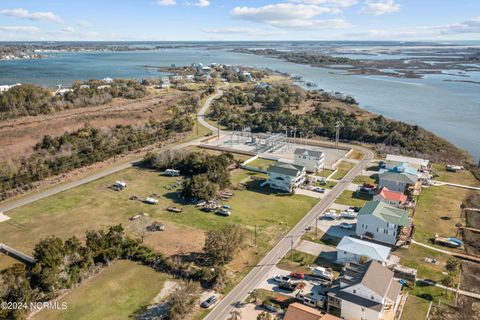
[294,148,325,173]
[267,162,306,192]
[355,201,410,246]
[378,171,418,193]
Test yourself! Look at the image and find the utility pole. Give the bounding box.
[293,126,297,144]
[290,237,294,263]
[335,120,341,149]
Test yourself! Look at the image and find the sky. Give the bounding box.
[0,0,479,41]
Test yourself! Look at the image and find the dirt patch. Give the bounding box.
[460,262,480,294]
[430,296,480,320]
[227,245,258,273]
[144,223,206,256]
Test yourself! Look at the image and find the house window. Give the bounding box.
[353,289,356,294]
[371,295,374,299]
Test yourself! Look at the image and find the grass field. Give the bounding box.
[346,149,364,160]
[335,190,372,207]
[35,260,170,320]
[277,250,341,276]
[301,229,341,246]
[231,169,267,185]
[352,175,377,185]
[413,185,475,245]
[316,169,335,178]
[431,164,480,187]
[331,161,355,180]
[401,295,431,320]
[0,167,317,259]
[245,158,277,171]
[183,118,212,142]
[0,253,21,270]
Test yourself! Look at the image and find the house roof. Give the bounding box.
[377,187,407,203]
[294,148,324,159]
[328,288,383,312]
[284,303,339,320]
[379,171,418,185]
[358,201,410,226]
[392,162,418,176]
[268,162,305,177]
[336,236,391,263]
[386,154,429,167]
[360,260,397,298]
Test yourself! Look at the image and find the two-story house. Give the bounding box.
[336,236,391,266]
[294,148,325,173]
[377,171,418,194]
[267,162,306,192]
[326,261,403,320]
[355,201,410,246]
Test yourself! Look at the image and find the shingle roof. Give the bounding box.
[358,201,410,226]
[377,187,408,203]
[360,260,396,297]
[294,148,324,158]
[268,162,304,177]
[336,236,391,263]
[284,303,324,320]
[379,171,418,185]
[328,288,383,311]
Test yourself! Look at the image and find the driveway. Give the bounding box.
[295,240,335,257]
[316,218,357,238]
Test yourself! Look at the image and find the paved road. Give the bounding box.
[205,145,374,320]
[0,90,225,214]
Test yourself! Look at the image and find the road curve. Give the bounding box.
[205,145,374,320]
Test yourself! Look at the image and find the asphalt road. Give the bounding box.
[204,145,374,320]
[0,90,225,214]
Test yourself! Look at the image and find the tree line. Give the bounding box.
[0,107,195,200]
[0,79,147,120]
[143,150,235,200]
[207,84,470,164]
[0,223,246,320]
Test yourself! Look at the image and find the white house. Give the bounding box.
[102,77,114,83]
[294,148,325,173]
[356,201,410,246]
[336,236,391,266]
[327,260,403,320]
[385,154,429,171]
[266,162,306,192]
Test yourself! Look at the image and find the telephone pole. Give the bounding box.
[335,121,342,149]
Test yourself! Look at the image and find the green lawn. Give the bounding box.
[245,158,277,171]
[413,185,474,245]
[231,169,267,185]
[183,118,212,142]
[335,190,372,207]
[353,175,377,185]
[277,250,341,276]
[404,283,454,305]
[401,295,431,320]
[331,161,355,180]
[316,169,335,178]
[431,163,480,187]
[301,229,341,246]
[346,149,365,160]
[35,260,170,320]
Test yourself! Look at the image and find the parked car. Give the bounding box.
[217,208,231,216]
[279,281,297,292]
[363,183,375,189]
[200,295,217,308]
[324,210,340,220]
[273,275,290,283]
[350,206,361,212]
[339,222,353,229]
[290,272,305,279]
[309,266,334,281]
[313,187,325,193]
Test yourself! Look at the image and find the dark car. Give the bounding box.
[279,281,297,292]
[290,272,305,279]
[200,295,217,308]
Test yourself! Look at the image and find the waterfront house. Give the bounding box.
[373,187,407,208]
[266,162,306,192]
[378,171,418,194]
[336,236,391,266]
[294,148,325,173]
[355,201,410,246]
[385,154,429,171]
[327,261,403,320]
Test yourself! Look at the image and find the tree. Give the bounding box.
[441,274,454,296]
[133,214,150,243]
[227,310,242,320]
[182,174,218,201]
[257,311,272,320]
[203,225,246,266]
[445,257,461,273]
[166,281,200,320]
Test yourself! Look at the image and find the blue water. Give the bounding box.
[0,45,479,161]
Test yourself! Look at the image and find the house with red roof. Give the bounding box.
[373,187,408,208]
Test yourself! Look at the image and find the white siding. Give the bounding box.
[294,154,324,173]
[340,299,381,320]
[356,215,397,245]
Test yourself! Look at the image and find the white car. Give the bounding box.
[309,266,334,281]
[144,197,158,205]
[273,275,290,283]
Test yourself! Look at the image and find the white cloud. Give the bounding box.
[77,20,93,28]
[61,26,76,33]
[290,0,357,7]
[0,8,63,23]
[359,0,400,16]
[193,0,210,7]
[157,0,176,6]
[231,3,349,30]
[0,25,39,33]
[203,27,287,37]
